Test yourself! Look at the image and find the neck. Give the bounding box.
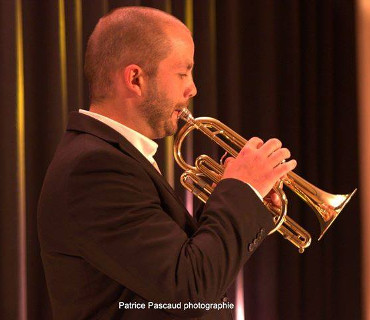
[89,100,154,139]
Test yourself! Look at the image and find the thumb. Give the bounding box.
[223,157,234,167]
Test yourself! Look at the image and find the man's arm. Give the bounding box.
[67,149,274,308]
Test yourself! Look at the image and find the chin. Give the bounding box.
[166,127,177,137]
[163,123,178,137]
[171,120,179,133]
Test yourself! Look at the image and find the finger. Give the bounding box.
[268,148,291,168]
[242,137,264,152]
[259,138,282,156]
[270,192,282,207]
[273,159,297,178]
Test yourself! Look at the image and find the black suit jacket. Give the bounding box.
[38,112,274,320]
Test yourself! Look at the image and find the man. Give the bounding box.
[38,7,296,320]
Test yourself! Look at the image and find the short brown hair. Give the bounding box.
[84,7,178,103]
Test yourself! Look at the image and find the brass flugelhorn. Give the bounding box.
[174,108,357,253]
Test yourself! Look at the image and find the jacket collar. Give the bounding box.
[67,111,160,177]
[67,111,122,144]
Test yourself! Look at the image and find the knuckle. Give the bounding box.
[243,142,258,154]
[253,152,262,162]
[224,157,234,166]
[240,145,250,155]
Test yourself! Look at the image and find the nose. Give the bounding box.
[185,80,197,99]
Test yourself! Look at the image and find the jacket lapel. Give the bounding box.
[117,137,199,232]
[117,136,180,202]
[67,112,198,230]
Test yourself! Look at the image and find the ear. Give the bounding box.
[123,64,144,97]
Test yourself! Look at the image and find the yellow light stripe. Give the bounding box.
[15,0,27,318]
[164,3,175,188]
[58,0,68,126]
[165,0,172,14]
[165,136,175,188]
[183,0,194,214]
[185,0,193,33]
[185,0,194,115]
[74,0,83,107]
[102,0,109,14]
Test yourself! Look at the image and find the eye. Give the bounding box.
[179,74,187,79]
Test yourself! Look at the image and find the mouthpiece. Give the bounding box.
[179,108,195,123]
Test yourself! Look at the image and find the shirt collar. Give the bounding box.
[79,109,158,161]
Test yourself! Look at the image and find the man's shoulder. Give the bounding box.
[54,130,137,172]
[72,129,115,150]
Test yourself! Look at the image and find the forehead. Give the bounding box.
[160,33,195,69]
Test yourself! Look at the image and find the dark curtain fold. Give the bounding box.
[0,0,360,319]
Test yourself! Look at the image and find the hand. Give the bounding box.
[221,137,297,197]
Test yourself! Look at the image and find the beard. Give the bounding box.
[138,78,184,139]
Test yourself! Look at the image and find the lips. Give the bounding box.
[174,107,188,119]
[173,109,182,119]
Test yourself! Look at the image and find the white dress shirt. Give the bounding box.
[79,109,161,173]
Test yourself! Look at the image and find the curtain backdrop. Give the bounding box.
[0,1,361,319]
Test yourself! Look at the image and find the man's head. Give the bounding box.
[84,7,197,139]
[85,7,175,102]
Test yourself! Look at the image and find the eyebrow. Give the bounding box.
[186,63,194,70]
[176,62,194,70]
